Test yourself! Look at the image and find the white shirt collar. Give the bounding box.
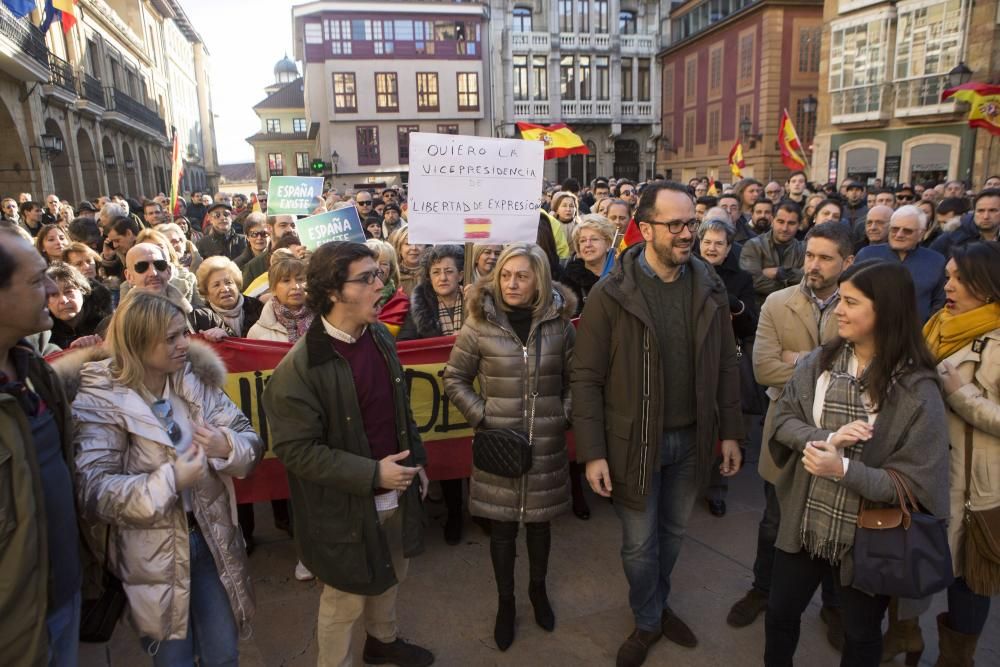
[321,315,366,344]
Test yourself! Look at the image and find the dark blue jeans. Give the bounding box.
[613,427,699,632]
[947,577,992,635]
[46,589,81,667]
[141,529,239,666]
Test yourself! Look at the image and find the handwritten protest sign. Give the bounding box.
[296,205,366,251]
[406,133,544,244]
[266,176,325,216]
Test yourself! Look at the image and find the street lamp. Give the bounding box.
[740,116,762,148]
[124,158,135,171]
[331,150,339,175]
[33,133,64,160]
[104,154,117,169]
[801,94,818,115]
[948,62,973,88]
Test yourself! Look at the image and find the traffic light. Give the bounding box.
[311,159,326,173]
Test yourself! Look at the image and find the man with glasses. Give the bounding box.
[264,241,433,667]
[615,179,638,209]
[718,193,754,243]
[573,182,743,667]
[42,194,61,225]
[739,201,805,307]
[241,214,298,286]
[196,202,247,261]
[856,205,945,322]
[257,190,268,213]
[894,184,916,207]
[764,181,784,205]
[381,188,399,207]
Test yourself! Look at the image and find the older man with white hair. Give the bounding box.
[855,204,946,322]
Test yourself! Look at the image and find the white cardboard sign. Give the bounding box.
[406,133,544,244]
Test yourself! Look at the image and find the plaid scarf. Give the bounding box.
[437,293,464,336]
[801,344,869,564]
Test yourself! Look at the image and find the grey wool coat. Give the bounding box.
[443,280,576,523]
[769,347,950,586]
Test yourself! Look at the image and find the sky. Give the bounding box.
[184,0,296,165]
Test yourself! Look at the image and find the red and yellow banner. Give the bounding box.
[516,122,589,160]
[778,109,808,171]
[942,82,1000,136]
[728,140,746,179]
[211,336,577,503]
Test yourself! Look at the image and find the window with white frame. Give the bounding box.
[828,15,891,92]
[893,0,966,108]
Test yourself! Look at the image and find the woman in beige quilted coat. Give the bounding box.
[66,291,262,664]
[443,242,575,652]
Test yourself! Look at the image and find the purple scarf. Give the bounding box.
[272,302,314,344]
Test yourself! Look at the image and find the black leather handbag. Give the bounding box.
[80,528,126,643]
[472,338,542,478]
[852,468,954,599]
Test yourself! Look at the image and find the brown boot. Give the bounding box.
[881,598,924,665]
[935,613,979,667]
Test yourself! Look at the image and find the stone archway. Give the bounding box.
[121,141,138,198]
[102,136,120,194]
[44,118,75,201]
[139,146,152,198]
[76,128,101,200]
[0,98,36,196]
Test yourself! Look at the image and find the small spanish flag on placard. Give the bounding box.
[516,122,589,160]
[464,218,492,240]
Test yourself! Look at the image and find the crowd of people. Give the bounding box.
[0,171,998,667]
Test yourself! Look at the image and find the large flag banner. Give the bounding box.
[728,140,746,179]
[208,336,578,503]
[515,122,589,160]
[169,132,183,216]
[266,176,325,216]
[3,0,36,18]
[942,83,1000,136]
[406,132,544,245]
[295,205,367,251]
[778,109,808,171]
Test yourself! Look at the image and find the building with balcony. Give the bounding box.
[657,0,823,184]
[291,1,489,191]
[489,0,663,183]
[247,58,320,191]
[0,0,219,203]
[811,0,1000,188]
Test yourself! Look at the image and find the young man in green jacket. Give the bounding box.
[263,241,433,667]
[0,228,79,666]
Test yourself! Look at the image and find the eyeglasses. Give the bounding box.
[356,200,373,206]
[889,226,918,237]
[344,268,386,285]
[248,230,270,239]
[896,194,914,201]
[151,399,182,445]
[133,259,169,274]
[644,218,698,234]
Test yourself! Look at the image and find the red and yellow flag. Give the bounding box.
[52,0,78,32]
[169,132,184,216]
[778,109,808,171]
[250,193,262,213]
[728,141,746,179]
[942,83,1000,136]
[516,122,589,160]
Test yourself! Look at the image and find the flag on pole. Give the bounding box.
[515,122,589,160]
[942,83,1000,136]
[40,0,78,33]
[778,109,808,171]
[250,193,262,213]
[169,132,183,216]
[3,0,36,18]
[616,218,644,254]
[728,141,746,179]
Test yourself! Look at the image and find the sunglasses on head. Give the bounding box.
[133,259,169,274]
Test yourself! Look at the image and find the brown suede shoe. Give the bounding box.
[661,608,698,648]
[616,628,662,667]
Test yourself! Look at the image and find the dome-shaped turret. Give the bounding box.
[274,54,298,83]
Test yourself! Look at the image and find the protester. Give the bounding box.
[62,241,101,280]
[471,244,503,282]
[398,245,465,341]
[572,182,743,667]
[193,256,264,337]
[550,191,582,242]
[734,179,763,229]
[46,262,112,349]
[35,223,70,264]
[856,205,946,323]
[382,203,404,239]
[764,260,949,666]
[750,199,774,235]
[921,241,1000,664]
[247,258,313,344]
[158,221,203,274]
[263,241,434,667]
[697,218,759,517]
[853,205,892,253]
[70,290,262,665]
[606,198,632,234]
[196,202,247,261]
[798,193,827,240]
[444,242,576,651]
[562,215,616,317]
[0,196,18,224]
[133,228,199,305]
[931,189,1000,257]
[19,201,44,236]
[0,228,79,666]
[739,202,805,307]
[925,197,969,249]
[174,215,202,243]
[233,212,269,268]
[389,226,426,297]
[365,238,410,335]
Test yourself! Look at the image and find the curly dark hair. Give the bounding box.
[417,244,464,286]
[305,241,377,316]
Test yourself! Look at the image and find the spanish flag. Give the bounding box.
[516,122,589,160]
[617,218,645,254]
[778,110,808,171]
[942,83,1000,136]
[52,0,78,32]
[728,141,746,179]
[463,217,492,240]
[250,193,262,214]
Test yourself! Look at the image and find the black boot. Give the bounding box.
[491,521,518,650]
[441,479,463,545]
[526,522,554,630]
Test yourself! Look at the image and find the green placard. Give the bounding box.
[296,206,367,251]
[266,176,325,216]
